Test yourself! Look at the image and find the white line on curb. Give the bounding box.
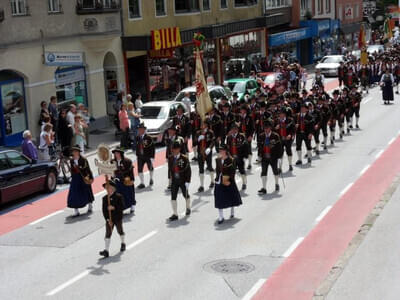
[242,278,267,300]
[283,237,304,258]
[29,210,64,226]
[375,149,384,159]
[359,164,370,176]
[388,137,395,145]
[314,206,332,224]
[339,182,354,196]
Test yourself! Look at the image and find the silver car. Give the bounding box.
[140,101,190,144]
[315,55,346,77]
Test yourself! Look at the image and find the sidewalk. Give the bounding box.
[325,177,400,300]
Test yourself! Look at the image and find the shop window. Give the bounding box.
[266,0,289,9]
[325,0,330,13]
[203,0,211,11]
[175,0,200,13]
[48,0,60,13]
[234,0,257,7]
[300,0,309,15]
[55,67,88,109]
[155,0,166,16]
[11,0,27,16]
[128,0,141,18]
[220,0,227,9]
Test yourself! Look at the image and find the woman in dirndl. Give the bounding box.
[380,68,395,105]
[67,145,94,217]
[111,147,136,214]
[214,144,242,225]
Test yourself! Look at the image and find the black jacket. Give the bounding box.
[102,192,124,222]
[136,134,155,159]
[168,154,191,183]
[112,157,134,181]
[215,156,236,184]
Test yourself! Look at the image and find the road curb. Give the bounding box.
[313,174,400,300]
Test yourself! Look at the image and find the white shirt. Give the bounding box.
[135,98,143,109]
[66,111,75,126]
[39,131,50,150]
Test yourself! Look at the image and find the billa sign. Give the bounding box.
[148,49,174,59]
[151,27,182,51]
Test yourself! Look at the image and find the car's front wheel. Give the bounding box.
[45,170,57,193]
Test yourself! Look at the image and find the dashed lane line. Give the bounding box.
[375,149,384,159]
[242,278,267,300]
[339,182,354,196]
[282,237,304,258]
[29,210,64,226]
[359,164,371,176]
[314,206,332,224]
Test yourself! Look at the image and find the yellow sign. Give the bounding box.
[151,27,182,51]
[360,51,368,65]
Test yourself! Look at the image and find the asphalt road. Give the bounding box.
[1,84,400,300]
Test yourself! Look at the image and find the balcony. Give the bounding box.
[76,0,120,15]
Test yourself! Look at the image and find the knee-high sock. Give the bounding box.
[192,146,197,158]
[241,174,247,185]
[356,117,359,125]
[199,174,204,187]
[288,155,293,166]
[150,170,154,180]
[248,155,252,166]
[297,150,302,161]
[171,200,178,216]
[105,238,111,251]
[315,143,320,152]
[274,175,279,185]
[185,197,191,210]
[307,150,312,159]
[120,234,125,243]
[262,176,267,189]
[209,172,214,184]
[323,136,327,146]
[218,209,224,220]
[139,173,144,184]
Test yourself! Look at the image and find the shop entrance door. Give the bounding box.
[0,78,27,147]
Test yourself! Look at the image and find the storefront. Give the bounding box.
[340,22,362,52]
[0,71,27,147]
[330,20,341,54]
[268,27,312,66]
[55,66,88,109]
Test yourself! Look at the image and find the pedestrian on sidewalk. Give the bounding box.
[48,96,58,133]
[72,114,87,154]
[214,144,242,225]
[67,145,94,217]
[127,101,141,151]
[135,92,144,109]
[21,130,38,163]
[99,179,126,258]
[66,104,77,127]
[38,100,50,127]
[136,123,155,189]
[111,147,136,214]
[77,103,91,149]
[119,103,131,150]
[57,109,73,150]
[168,141,191,222]
[38,123,54,161]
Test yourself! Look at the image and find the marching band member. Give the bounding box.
[136,123,155,189]
[196,121,215,193]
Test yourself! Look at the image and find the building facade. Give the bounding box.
[0,0,124,146]
[336,0,363,50]
[121,0,292,101]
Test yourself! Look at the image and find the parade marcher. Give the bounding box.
[220,102,236,141]
[214,144,242,224]
[344,67,359,89]
[318,96,332,150]
[190,108,202,161]
[257,121,282,195]
[67,145,94,217]
[275,108,295,171]
[312,69,325,88]
[295,104,314,165]
[380,68,395,105]
[308,102,322,155]
[57,109,73,150]
[168,141,191,221]
[338,61,346,87]
[196,121,215,192]
[358,64,370,94]
[111,147,136,214]
[136,123,155,189]
[237,105,255,170]
[207,107,223,152]
[226,124,249,190]
[163,126,185,190]
[172,104,191,153]
[99,179,126,258]
[348,85,362,129]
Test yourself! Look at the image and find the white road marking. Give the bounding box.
[339,182,354,196]
[29,210,64,226]
[388,137,396,145]
[242,278,267,300]
[127,230,158,251]
[46,270,90,296]
[154,165,164,170]
[314,206,332,224]
[282,237,304,258]
[359,164,371,176]
[375,149,384,159]
[362,97,372,104]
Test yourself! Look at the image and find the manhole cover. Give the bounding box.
[209,260,255,274]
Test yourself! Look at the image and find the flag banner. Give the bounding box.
[195,49,213,120]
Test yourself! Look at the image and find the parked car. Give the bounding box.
[315,55,347,77]
[0,150,58,205]
[140,101,190,144]
[224,78,259,101]
[175,85,229,112]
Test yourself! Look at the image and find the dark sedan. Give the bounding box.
[0,150,58,205]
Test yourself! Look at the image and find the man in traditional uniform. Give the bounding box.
[168,141,191,221]
[196,121,215,192]
[226,124,249,190]
[99,179,126,258]
[207,108,223,152]
[338,61,347,88]
[348,85,362,129]
[358,64,370,94]
[136,123,155,189]
[295,104,314,165]
[112,147,135,214]
[172,104,191,153]
[190,107,202,161]
[220,102,236,142]
[308,102,322,155]
[257,122,282,195]
[237,105,255,170]
[163,126,185,190]
[275,108,295,171]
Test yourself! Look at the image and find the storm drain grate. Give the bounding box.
[209,260,255,274]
